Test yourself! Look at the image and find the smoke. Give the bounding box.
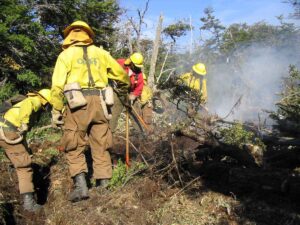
[207,42,300,124]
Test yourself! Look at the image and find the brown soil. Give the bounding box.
[0,130,300,225]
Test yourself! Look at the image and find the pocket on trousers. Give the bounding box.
[106,128,113,150]
[6,149,31,168]
[62,130,78,151]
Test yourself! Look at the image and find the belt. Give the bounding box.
[81,89,102,96]
[0,118,18,132]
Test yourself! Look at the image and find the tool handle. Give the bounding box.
[125,109,130,168]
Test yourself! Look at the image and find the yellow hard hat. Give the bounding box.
[63,21,95,38]
[129,52,144,68]
[192,63,207,76]
[38,89,51,105]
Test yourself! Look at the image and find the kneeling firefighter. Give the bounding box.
[110,52,153,135]
[178,63,208,104]
[0,89,52,212]
[110,53,145,134]
[50,21,130,202]
[140,73,153,130]
[178,63,208,115]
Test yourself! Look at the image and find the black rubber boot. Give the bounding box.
[22,192,42,212]
[95,179,110,189]
[68,173,89,202]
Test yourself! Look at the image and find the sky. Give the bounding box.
[118,0,299,122]
[119,0,299,40]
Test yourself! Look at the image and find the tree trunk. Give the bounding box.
[0,77,7,87]
[148,14,163,91]
[126,22,133,54]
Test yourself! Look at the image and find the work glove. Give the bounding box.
[112,80,130,97]
[128,93,137,106]
[51,109,64,128]
[18,123,28,134]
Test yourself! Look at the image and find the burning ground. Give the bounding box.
[0,98,300,225]
[1,59,300,225]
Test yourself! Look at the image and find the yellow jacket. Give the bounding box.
[51,45,130,111]
[140,85,153,105]
[1,96,42,128]
[179,72,207,102]
[139,73,153,105]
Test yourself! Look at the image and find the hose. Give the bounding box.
[0,126,23,144]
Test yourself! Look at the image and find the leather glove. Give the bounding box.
[128,93,137,105]
[18,123,28,134]
[51,109,64,128]
[113,80,130,97]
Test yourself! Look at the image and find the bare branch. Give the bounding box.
[126,0,150,51]
[0,77,8,87]
[171,141,183,187]
[157,43,173,83]
[160,68,176,86]
[148,14,163,90]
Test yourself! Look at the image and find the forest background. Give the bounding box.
[0,0,299,123]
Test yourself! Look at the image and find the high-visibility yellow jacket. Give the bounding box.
[51,45,130,111]
[0,96,42,128]
[179,72,207,102]
[139,74,153,105]
[140,85,153,105]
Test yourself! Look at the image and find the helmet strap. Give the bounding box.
[130,63,141,73]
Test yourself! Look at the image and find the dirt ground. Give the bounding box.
[0,129,300,225]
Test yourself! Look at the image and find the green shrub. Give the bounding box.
[221,123,265,149]
[26,127,62,143]
[275,65,300,123]
[108,159,147,189]
[0,82,18,102]
[44,147,60,157]
[17,70,42,87]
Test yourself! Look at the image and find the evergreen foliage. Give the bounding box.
[163,20,190,43]
[0,0,121,102]
[270,65,300,133]
[221,123,265,149]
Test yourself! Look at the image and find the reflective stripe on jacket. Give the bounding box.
[51,45,130,111]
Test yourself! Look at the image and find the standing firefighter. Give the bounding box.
[179,63,208,103]
[0,89,51,212]
[50,21,129,202]
[110,53,145,133]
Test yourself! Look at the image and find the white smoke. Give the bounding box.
[207,43,300,124]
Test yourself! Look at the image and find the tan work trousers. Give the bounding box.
[141,103,153,125]
[0,131,34,194]
[62,95,113,179]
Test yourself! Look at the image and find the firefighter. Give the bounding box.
[50,21,130,202]
[0,89,52,212]
[110,52,145,133]
[118,53,145,104]
[139,73,153,130]
[179,63,208,103]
